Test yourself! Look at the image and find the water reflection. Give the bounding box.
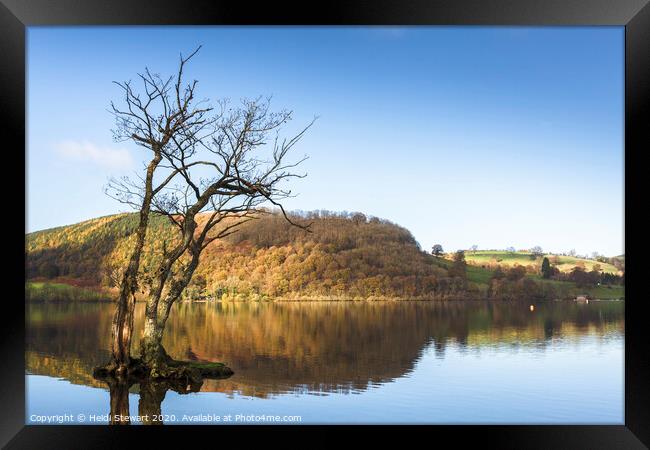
[27,301,623,399]
[99,377,205,425]
[105,377,131,425]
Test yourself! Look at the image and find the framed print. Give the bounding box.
[2,0,649,447]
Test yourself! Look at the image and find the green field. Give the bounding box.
[432,256,624,300]
[462,250,621,274]
[25,282,111,302]
[433,257,491,285]
[527,275,624,300]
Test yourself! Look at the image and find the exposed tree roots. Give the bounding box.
[93,351,233,387]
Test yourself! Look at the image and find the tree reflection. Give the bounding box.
[98,375,208,425]
[104,376,133,425]
[28,301,624,399]
[138,379,203,425]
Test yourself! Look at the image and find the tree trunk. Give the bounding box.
[138,216,200,370]
[109,154,161,372]
[109,211,149,372]
[109,289,136,372]
[140,324,168,370]
[133,217,236,382]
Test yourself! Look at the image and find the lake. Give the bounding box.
[26,300,624,424]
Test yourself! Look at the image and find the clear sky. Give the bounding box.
[27,26,624,256]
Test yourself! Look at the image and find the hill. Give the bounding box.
[26,211,464,300]
[25,212,624,301]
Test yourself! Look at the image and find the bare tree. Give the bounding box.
[102,261,124,288]
[531,246,544,257]
[100,46,218,376]
[101,47,314,380]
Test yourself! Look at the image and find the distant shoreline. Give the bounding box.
[25,280,624,304]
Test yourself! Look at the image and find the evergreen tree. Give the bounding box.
[541,257,552,279]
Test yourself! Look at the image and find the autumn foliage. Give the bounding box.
[26,210,468,300]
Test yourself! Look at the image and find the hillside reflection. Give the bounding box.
[27,301,624,398]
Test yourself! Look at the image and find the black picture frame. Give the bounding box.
[2,0,648,447]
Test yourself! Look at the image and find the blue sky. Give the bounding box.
[27,26,624,256]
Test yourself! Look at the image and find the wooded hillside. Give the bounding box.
[26,211,471,300]
[26,211,624,301]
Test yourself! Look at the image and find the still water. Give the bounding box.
[26,300,624,424]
